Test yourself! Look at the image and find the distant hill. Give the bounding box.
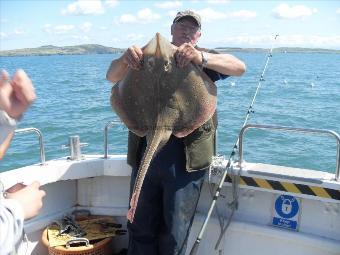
[215,47,340,54]
[1,44,339,57]
[0,44,124,57]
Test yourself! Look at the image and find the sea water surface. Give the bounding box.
[0,52,339,173]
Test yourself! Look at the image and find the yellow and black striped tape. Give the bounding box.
[225,175,340,201]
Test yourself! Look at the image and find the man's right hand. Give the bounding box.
[6,181,46,220]
[0,69,36,119]
[122,46,144,70]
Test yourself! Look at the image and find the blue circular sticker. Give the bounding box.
[275,195,299,219]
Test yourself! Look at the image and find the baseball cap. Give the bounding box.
[173,10,201,29]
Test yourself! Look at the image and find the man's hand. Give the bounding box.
[122,46,144,70]
[106,45,144,83]
[175,43,202,68]
[6,181,46,220]
[0,69,36,119]
[0,70,13,114]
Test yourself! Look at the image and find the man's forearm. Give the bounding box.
[203,52,246,76]
[0,132,14,160]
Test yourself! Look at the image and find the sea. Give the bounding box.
[0,52,339,174]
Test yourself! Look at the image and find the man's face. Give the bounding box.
[171,17,201,47]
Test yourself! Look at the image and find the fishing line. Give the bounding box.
[189,34,279,255]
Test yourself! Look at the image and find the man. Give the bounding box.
[106,10,246,255]
[0,69,46,255]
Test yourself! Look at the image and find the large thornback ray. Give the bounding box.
[110,33,217,223]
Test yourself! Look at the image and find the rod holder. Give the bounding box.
[62,135,88,160]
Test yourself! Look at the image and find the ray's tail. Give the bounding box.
[127,128,172,223]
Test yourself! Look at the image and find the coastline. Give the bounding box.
[1,44,339,57]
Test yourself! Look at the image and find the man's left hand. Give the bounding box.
[175,43,202,68]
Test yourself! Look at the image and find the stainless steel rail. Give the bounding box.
[239,124,340,181]
[14,128,45,165]
[104,120,121,158]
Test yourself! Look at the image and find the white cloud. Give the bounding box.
[272,4,317,19]
[99,26,108,30]
[43,24,52,33]
[195,8,256,22]
[0,29,27,40]
[55,25,75,34]
[155,1,182,9]
[61,0,104,16]
[196,8,227,22]
[138,8,161,22]
[13,29,25,35]
[0,32,8,39]
[119,8,161,24]
[336,8,340,14]
[43,24,75,34]
[206,0,230,4]
[275,35,340,49]
[127,33,145,41]
[111,37,119,43]
[217,34,340,49]
[229,10,257,19]
[105,0,119,8]
[218,34,275,46]
[80,22,92,33]
[106,33,145,45]
[43,23,94,35]
[119,14,137,23]
[168,10,178,18]
[72,35,90,42]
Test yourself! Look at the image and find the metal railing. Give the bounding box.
[14,127,45,165]
[103,120,121,158]
[238,124,340,181]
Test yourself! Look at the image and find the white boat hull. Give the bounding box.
[1,155,339,255]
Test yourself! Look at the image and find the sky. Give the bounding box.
[1,0,340,51]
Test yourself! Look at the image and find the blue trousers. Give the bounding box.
[127,136,206,255]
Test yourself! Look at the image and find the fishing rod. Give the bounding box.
[189,34,279,255]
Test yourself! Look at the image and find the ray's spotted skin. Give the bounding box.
[110,33,217,223]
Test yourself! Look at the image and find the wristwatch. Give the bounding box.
[201,51,208,68]
[0,110,17,144]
